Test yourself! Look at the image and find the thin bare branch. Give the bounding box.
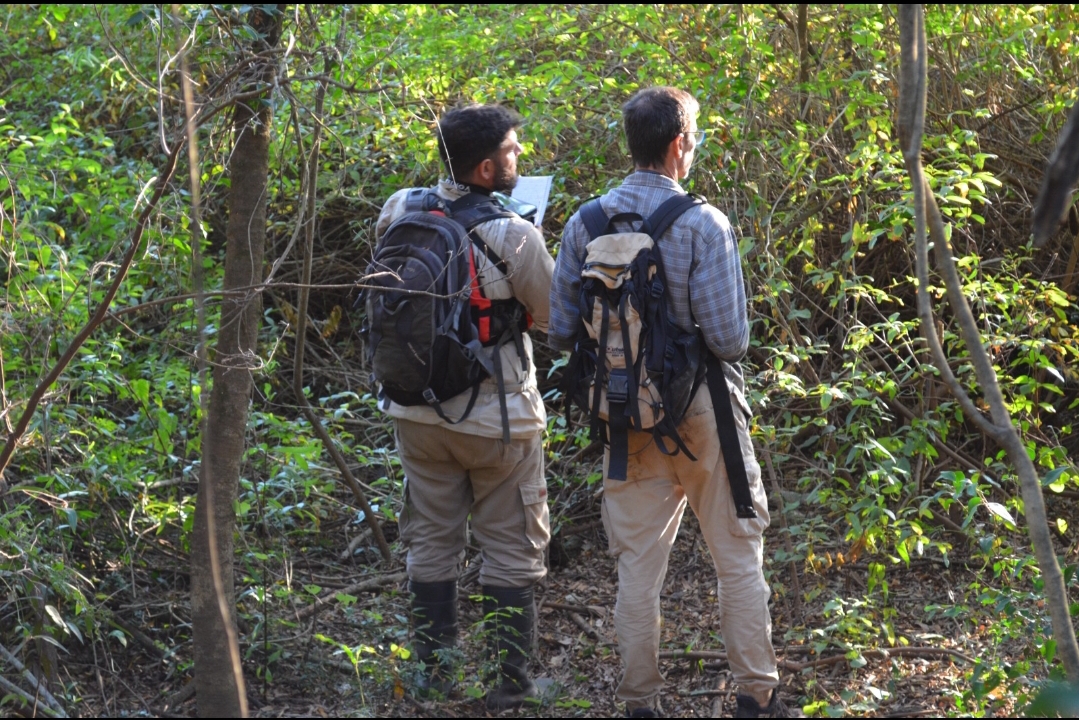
[917,182,1004,440]
[925,191,1011,428]
[0,643,66,716]
[290,12,394,564]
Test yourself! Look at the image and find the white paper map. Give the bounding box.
[511,175,553,228]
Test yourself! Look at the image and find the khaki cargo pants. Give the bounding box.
[601,383,779,708]
[395,419,550,588]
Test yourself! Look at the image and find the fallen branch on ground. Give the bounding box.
[685,687,731,697]
[659,649,728,661]
[568,611,600,640]
[544,601,605,617]
[657,645,972,670]
[296,571,407,620]
[0,643,67,716]
[339,528,373,560]
[160,682,196,712]
[0,674,64,718]
[110,615,166,659]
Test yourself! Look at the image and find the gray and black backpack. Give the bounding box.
[362,190,529,442]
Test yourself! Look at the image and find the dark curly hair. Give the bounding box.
[436,104,522,180]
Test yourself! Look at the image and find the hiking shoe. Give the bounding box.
[735,690,799,718]
[625,695,662,718]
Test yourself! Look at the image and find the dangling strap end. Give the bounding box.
[492,338,512,444]
[424,385,480,425]
[705,354,757,520]
[607,403,629,481]
[607,441,628,481]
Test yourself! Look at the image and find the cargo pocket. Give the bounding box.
[519,480,551,551]
[732,387,753,422]
[726,393,770,538]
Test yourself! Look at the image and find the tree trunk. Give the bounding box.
[191,8,283,717]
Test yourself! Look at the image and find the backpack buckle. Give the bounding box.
[650,279,664,298]
[422,388,438,406]
[421,193,448,214]
[607,369,629,404]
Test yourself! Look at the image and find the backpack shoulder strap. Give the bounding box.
[447,193,516,276]
[579,197,610,240]
[472,234,509,277]
[448,192,514,230]
[404,187,434,213]
[645,193,705,239]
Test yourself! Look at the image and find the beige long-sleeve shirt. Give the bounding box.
[372,179,555,439]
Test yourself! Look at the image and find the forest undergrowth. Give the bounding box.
[2,4,1079,717]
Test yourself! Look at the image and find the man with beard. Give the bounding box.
[371,104,555,709]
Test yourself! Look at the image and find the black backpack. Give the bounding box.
[362,190,528,442]
[561,193,758,518]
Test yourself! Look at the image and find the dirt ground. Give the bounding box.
[59,499,1015,719]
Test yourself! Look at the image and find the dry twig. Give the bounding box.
[289,21,393,564]
[0,675,64,718]
[296,570,407,620]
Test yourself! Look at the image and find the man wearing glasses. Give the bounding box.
[549,87,788,717]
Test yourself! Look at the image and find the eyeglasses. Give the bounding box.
[684,130,705,147]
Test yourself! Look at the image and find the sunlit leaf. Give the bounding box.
[984,501,1016,528]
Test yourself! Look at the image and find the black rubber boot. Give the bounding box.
[410,579,458,697]
[482,584,539,711]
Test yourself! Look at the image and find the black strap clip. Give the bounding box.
[607,369,629,405]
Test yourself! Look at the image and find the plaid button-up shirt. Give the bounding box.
[550,170,750,391]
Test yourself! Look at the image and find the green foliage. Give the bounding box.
[3,2,1079,715]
